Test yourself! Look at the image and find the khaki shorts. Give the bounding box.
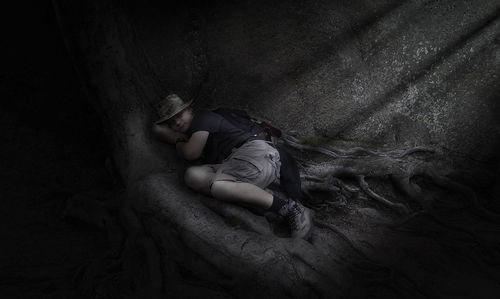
[209,140,281,189]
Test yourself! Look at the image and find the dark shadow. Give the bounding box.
[238,0,408,104]
[143,0,409,108]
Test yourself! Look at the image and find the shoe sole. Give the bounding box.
[302,208,315,241]
[292,208,315,240]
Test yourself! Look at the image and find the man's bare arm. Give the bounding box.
[152,123,178,144]
[176,131,209,161]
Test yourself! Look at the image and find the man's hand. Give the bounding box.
[175,132,189,142]
[152,123,178,144]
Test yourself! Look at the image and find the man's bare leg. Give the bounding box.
[185,165,313,239]
[210,180,273,209]
[185,166,273,208]
[184,165,216,196]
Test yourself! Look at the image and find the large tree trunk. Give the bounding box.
[55,0,500,298]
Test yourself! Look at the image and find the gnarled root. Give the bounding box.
[63,190,165,298]
[132,173,350,299]
[281,134,499,221]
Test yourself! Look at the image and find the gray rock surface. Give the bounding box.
[133,0,500,162]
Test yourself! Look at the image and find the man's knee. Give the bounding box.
[184,166,212,191]
[210,180,235,200]
[210,180,223,199]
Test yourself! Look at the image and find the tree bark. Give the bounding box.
[54,1,500,298]
[54,1,352,298]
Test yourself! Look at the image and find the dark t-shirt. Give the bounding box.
[187,110,255,164]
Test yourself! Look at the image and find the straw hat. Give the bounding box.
[155,94,193,124]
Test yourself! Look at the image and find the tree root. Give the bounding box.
[299,161,411,214]
[283,134,435,159]
[53,0,500,296]
[358,175,409,214]
[199,196,273,235]
[314,219,369,259]
[61,136,498,299]
[131,173,350,298]
[62,190,165,298]
[423,169,500,222]
[280,135,499,223]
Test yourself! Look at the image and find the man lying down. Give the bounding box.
[152,94,313,240]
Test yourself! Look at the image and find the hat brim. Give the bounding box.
[155,99,193,124]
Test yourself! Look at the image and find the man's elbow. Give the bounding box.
[182,149,201,161]
[152,124,172,143]
[151,124,161,139]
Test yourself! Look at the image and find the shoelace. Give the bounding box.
[286,204,302,230]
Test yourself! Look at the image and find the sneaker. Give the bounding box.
[279,201,313,240]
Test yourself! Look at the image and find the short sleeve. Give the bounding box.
[187,110,222,135]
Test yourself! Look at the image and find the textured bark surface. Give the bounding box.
[45,0,500,298]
